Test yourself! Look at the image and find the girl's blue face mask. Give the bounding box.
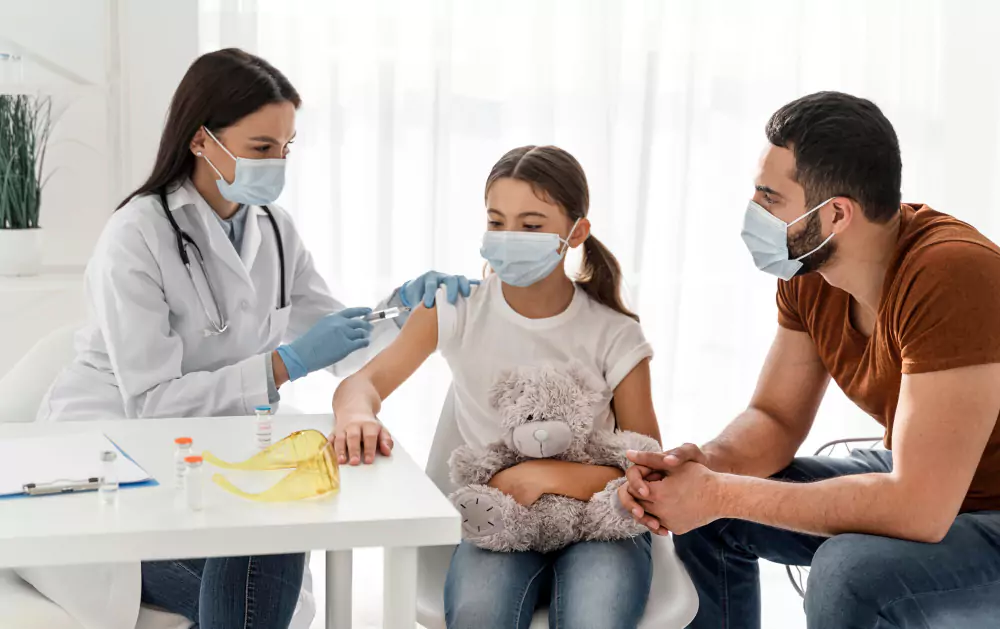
[200,127,287,206]
[480,219,581,287]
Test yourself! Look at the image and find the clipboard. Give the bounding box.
[0,432,156,499]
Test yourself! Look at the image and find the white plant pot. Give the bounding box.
[0,228,43,276]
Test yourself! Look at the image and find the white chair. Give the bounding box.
[416,389,700,629]
[0,324,191,629]
[786,437,885,598]
[0,323,79,423]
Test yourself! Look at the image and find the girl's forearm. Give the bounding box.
[332,374,383,423]
[541,460,624,501]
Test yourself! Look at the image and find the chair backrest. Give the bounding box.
[424,386,464,494]
[0,324,78,423]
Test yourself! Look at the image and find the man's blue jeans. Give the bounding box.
[674,450,1000,628]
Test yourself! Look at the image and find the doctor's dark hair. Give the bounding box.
[485,145,638,322]
[117,48,300,209]
[766,91,902,223]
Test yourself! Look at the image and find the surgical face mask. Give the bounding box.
[480,218,581,287]
[740,197,835,281]
[199,127,286,206]
[202,430,339,502]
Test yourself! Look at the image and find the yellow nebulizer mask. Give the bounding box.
[202,429,339,501]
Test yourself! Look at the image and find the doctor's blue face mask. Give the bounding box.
[741,197,836,281]
[199,127,287,206]
[480,218,581,287]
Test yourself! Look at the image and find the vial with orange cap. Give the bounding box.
[174,437,193,490]
[185,455,205,511]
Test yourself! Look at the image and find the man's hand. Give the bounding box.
[617,471,665,534]
[617,444,711,530]
[488,461,551,507]
[635,461,723,535]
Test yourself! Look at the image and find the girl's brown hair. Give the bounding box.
[118,48,300,209]
[485,145,638,322]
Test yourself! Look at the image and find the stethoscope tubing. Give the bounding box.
[158,188,287,335]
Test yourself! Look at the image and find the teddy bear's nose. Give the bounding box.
[534,429,549,442]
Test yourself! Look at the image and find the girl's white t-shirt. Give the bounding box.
[435,273,653,449]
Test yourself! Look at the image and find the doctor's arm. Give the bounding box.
[90,219,279,418]
[330,305,439,464]
[282,230,473,379]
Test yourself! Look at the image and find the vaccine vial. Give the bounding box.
[185,455,204,511]
[254,405,272,450]
[174,437,193,490]
[99,450,119,504]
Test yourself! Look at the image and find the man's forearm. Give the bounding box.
[543,461,623,501]
[715,471,946,542]
[702,408,805,478]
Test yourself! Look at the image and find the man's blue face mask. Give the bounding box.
[741,197,835,281]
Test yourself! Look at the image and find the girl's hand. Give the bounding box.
[488,461,551,506]
[330,415,393,465]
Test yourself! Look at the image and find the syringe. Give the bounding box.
[363,306,412,322]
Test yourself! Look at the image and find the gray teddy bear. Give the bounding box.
[448,365,662,553]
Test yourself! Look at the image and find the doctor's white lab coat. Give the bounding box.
[23,180,399,629]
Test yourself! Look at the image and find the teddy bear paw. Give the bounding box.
[456,492,506,538]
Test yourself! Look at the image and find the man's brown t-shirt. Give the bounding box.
[777,204,1000,512]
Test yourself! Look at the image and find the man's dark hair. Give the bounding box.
[766,91,902,223]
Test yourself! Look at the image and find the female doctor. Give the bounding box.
[24,49,471,629]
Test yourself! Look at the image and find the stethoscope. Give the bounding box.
[159,189,287,335]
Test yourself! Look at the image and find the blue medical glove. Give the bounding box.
[399,271,478,309]
[276,307,373,381]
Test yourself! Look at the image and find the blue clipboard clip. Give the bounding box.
[23,477,101,496]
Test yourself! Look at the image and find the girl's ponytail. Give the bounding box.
[579,234,638,322]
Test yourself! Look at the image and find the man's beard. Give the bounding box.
[788,210,836,276]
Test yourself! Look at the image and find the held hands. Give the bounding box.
[276,307,373,381]
[399,271,478,309]
[330,415,394,465]
[617,444,722,535]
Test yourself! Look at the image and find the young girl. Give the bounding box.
[331,145,660,628]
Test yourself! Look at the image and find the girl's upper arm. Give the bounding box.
[611,358,661,445]
[357,304,439,400]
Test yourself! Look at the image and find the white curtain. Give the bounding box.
[198,0,1000,461]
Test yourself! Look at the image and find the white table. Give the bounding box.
[0,415,461,629]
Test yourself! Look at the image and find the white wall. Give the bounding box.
[0,0,199,268]
[0,0,200,377]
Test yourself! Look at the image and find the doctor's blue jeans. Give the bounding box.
[674,450,1000,628]
[140,553,304,629]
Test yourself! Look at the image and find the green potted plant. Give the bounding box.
[0,94,53,276]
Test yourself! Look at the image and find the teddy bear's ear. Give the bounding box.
[488,368,524,410]
[562,363,611,410]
